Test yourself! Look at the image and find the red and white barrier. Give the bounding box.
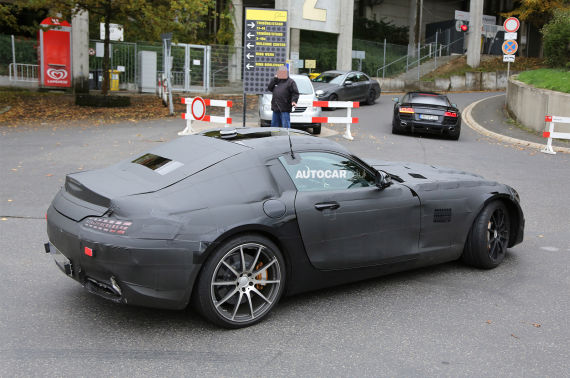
[542,115,570,155]
[179,96,233,136]
[295,101,360,140]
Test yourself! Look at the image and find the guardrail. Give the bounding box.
[542,115,570,155]
[295,101,360,141]
[179,96,232,135]
[9,63,38,82]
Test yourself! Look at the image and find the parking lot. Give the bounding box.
[1,92,569,376]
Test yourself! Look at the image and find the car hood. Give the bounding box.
[365,159,499,191]
[261,93,316,105]
[311,82,339,92]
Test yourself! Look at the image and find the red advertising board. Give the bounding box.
[39,18,72,88]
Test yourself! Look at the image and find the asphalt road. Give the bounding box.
[1,92,569,376]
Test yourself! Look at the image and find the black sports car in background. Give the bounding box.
[312,70,381,106]
[45,128,523,328]
[392,92,462,140]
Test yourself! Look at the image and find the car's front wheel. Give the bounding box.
[462,201,510,269]
[327,94,338,110]
[194,234,285,328]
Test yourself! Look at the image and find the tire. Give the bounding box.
[194,234,286,328]
[312,125,321,135]
[365,89,376,105]
[447,126,461,140]
[391,116,403,135]
[327,94,338,110]
[461,201,510,269]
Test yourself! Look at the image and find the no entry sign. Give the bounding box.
[503,17,520,33]
[243,8,288,94]
[191,97,206,120]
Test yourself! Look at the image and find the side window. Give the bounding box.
[345,74,357,83]
[279,152,376,192]
[358,74,369,82]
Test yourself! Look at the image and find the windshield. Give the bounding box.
[293,77,314,95]
[312,72,343,85]
[409,95,449,106]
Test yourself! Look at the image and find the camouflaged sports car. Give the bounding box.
[45,128,524,328]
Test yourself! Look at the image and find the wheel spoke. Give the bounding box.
[245,291,254,320]
[253,258,276,276]
[231,291,244,320]
[253,279,280,285]
[240,246,246,273]
[222,261,240,277]
[249,246,262,273]
[212,281,237,286]
[251,287,272,304]
[215,287,239,308]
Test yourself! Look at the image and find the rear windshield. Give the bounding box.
[313,73,343,85]
[410,95,449,106]
[294,77,314,94]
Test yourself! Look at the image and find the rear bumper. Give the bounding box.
[398,118,461,135]
[45,205,201,310]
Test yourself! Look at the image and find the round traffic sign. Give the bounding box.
[504,17,520,33]
[191,97,206,120]
[88,48,95,56]
[502,39,518,55]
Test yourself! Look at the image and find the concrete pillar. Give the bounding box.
[407,0,418,57]
[336,0,354,70]
[467,0,483,68]
[229,0,243,83]
[290,28,300,74]
[72,8,89,93]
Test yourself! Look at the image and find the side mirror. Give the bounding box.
[375,170,392,189]
[451,103,457,108]
[392,97,399,103]
[344,80,353,86]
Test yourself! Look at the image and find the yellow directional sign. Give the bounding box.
[244,8,288,94]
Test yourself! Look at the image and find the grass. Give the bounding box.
[423,56,546,80]
[517,69,570,93]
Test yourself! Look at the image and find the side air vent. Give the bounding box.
[433,208,452,223]
[409,173,427,179]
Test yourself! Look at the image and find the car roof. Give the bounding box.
[407,91,447,98]
[199,127,349,157]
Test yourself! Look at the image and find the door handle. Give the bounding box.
[314,202,340,211]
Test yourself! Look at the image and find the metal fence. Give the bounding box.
[2,32,466,91]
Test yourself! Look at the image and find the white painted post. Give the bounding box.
[11,35,17,81]
[224,105,230,128]
[343,107,354,140]
[541,120,556,155]
[178,99,195,135]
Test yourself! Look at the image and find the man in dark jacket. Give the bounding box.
[267,66,299,128]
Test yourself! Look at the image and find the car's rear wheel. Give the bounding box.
[327,94,338,110]
[194,234,285,328]
[312,125,321,134]
[366,89,376,105]
[447,125,461,140]
[462,201,510,269]
[392,116,404,134]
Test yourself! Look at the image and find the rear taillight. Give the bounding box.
[445,111,457,117]
[83,217,133,235]
[399,107,414,113]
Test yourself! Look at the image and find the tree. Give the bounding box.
[542,8,570,68]
[26,0,216,94]
[503,0,570,28]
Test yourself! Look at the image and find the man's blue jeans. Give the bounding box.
[271,111,291,128]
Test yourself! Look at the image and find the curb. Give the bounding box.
[463,94,570,154]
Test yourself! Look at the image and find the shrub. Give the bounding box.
[542,9,570,69]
